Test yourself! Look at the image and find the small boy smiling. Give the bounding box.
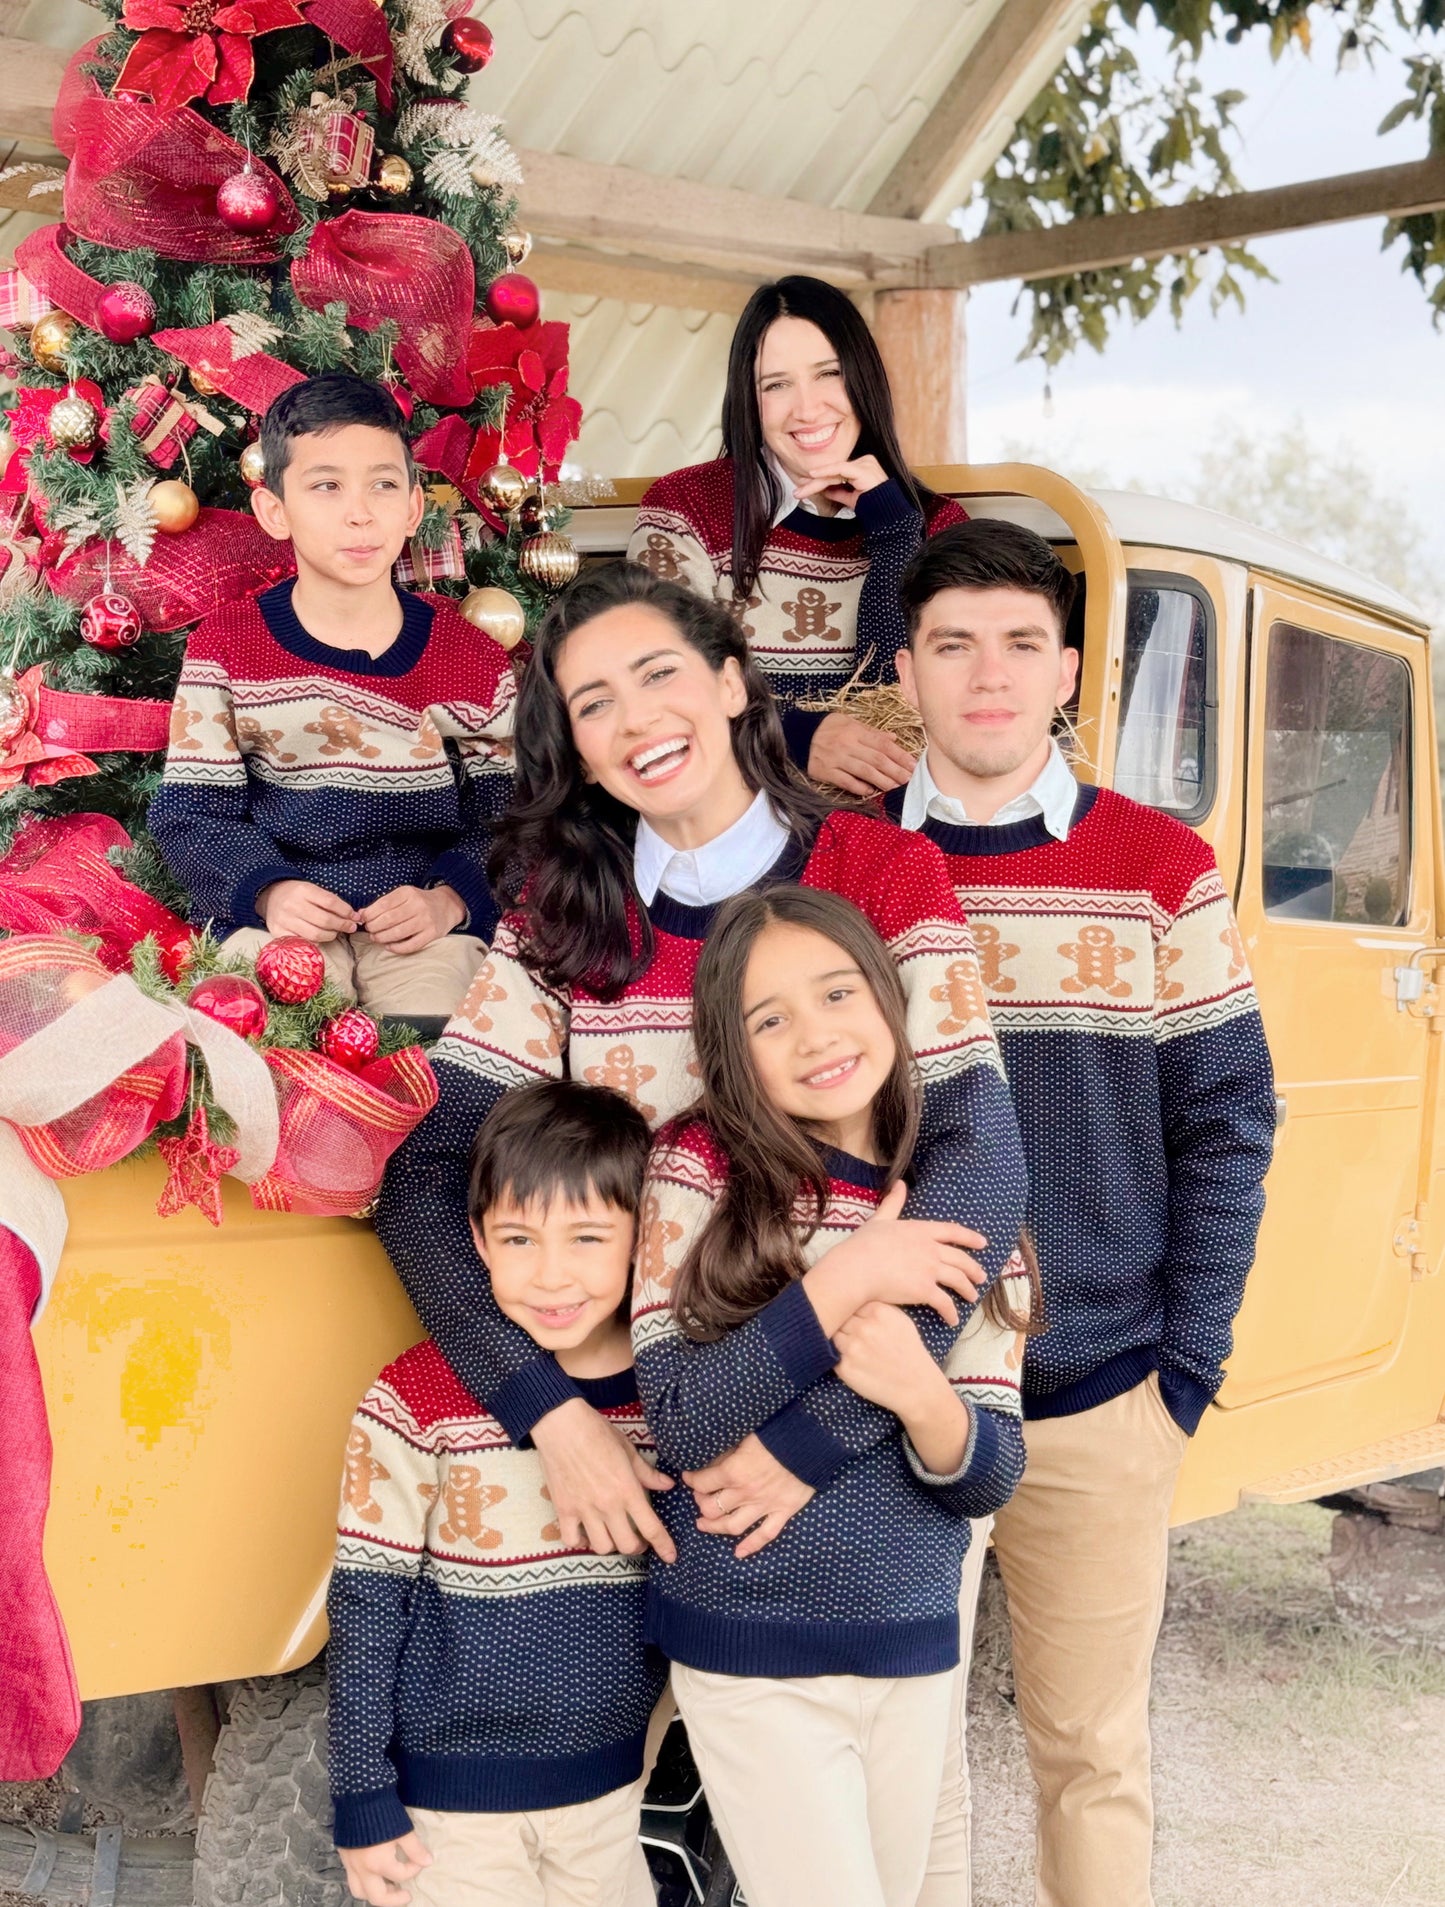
[327,1080,669,1907]
[149,372,516,1020]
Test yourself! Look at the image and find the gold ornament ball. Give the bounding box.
[151,479,200,534]
[325,172,356,199]
[48,393,101,450]
[518,531,580,593]
[459,586,527,650]
[30,311,75,374]
[0,672,28,748]
[477,460,528,515]
[190,365,221,396]
[501,228,533,267]
[373,152,414,197]
[239,442,267,488]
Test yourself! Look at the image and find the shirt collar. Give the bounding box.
[634,789,792,907]
[900,739,1077,840]
[766,449,856,529]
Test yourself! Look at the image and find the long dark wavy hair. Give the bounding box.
[720,275,937,599]
[488,562,835,998]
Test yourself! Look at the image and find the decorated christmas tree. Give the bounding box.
[0,0,587,872]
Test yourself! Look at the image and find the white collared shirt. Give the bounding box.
[901,739,1077,840]
[766,450,856,529]
[634,789,791,907]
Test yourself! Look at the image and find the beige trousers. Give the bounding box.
[672,1662,954,1907]
[988,1373,1188,1907]
[221,926,486,1019]
[406,1775,654,1907]
[917,1518,993,1907]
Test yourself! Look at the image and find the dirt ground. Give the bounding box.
[2,1503,1442,1906]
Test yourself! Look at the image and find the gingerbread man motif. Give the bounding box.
[302,705,382,759]
[1059,924,1135,997]
[930,958,989,1035]
[524,999,565,1063]
[343,1426,390,1525]
[540,1483,560,1544]
[583,1044,658,1121]
[410,711,444,761]
[1006,1329,1027,1373]
[1219,918,1249,982]
[637,1189,684,1293]
[459,962,508,1033]
[727,589,764,641]
[168,697,204,753]
[1154,941,1185,1001]
[236,714,297,763]
[973,922,1020,993]
[636,532,684,582]
[419,1465,506,1550]
[780,585,843,644]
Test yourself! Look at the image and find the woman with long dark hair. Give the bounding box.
[374,560,1025,1569]
[626,275,967,797]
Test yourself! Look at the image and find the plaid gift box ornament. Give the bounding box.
[295,95,375,196]
[0,269,55,332]
[394,520,465,587]
[126,377,225,470]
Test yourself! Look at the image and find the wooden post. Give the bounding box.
[870,289,968,466]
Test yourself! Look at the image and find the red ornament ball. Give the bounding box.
[484,271,539,329]
[187,973,269,1041]
[319,1007,380,1072]
[79,592,143,650]
[442,16,494,70]
[254,935,327,1003]
[159,933,195,986]
[382,378,414,422]
[95,281,157,344]
[216,167,280,233]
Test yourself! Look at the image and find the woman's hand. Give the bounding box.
[835,1303,971,1477]
[532,1396,676,1561]
[803,1180,987,1334]
[806,711,917,798]
[685,1433,815,1559]
[791,454,890,511]
[339,1832,433,1906]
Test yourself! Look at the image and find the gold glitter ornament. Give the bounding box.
[476,460,528,515]
[29,311,75,373]
[373,153,414,197]
[459,586,526,649]
[239,442,267,488]
[48,393,100,450]
[517,531,579,593]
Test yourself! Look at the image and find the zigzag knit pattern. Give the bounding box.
[633,1119,1027,1678]
[326,1341,666,1849]
[149,580,516,939]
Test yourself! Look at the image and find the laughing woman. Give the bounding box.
[374,560,1025,1562]
[626,275,967,798]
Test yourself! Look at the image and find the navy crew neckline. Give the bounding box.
[917,782,1101,859]
[258,577,434,677]
[644,830,815,941]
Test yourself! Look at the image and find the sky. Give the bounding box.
[963,14,1445,571]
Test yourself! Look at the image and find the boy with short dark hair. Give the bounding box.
[890,519,1276,1907]
[327,1079,668,1907]
[150,372,515,1020]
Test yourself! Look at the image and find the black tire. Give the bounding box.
[699,1826,740,1907]
[193,1660,347,1907]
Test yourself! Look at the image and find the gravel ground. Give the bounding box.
[3,1503,1441,1906]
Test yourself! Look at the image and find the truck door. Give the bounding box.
[1220,589,1434,1407]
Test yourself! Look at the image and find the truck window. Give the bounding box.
[1262,622,1411,925]
[1115,577,1213,819]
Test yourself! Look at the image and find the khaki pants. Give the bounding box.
[221,926,486,1019]
[988,1373,1188,1907]
[672,1662,954,1907]
[918,1518,993,1907]
[407,1775,654,1907]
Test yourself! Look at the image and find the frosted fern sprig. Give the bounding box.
[47,497,106,561]
[422,147,478,200]
[220,311,284,358]
[112,478,159,567]
[393,0,462,86]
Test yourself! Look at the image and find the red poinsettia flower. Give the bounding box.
[464,320,583,481]
[115,0,309,114]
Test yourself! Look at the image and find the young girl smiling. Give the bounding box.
[632,886,1031,1907]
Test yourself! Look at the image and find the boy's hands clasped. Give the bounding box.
[258,879,465,952]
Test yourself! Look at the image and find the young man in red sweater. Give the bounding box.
[887,521,1275,1907]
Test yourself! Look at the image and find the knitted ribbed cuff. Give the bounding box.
[779,702,827,771]
[331,1783,413,1850]
[756,1396,851,1491]
[758,1278,840,1393]
[487,1355,584,1447]
[1157,1365,1212,1437]
[902,1394,979,1488]
[426,850,499,943]
[854,478,922,540]
[233,862,302,932]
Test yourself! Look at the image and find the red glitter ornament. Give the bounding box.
[484,272,540,329]
[159,932,195,986]
[79,593,143,650]
[319,1007,380,1072]
[96,282,158,344]
[216,167,281,234]
[186,973,269,1040]
[156,1103,240,1227]
[442,16,494,71]
[382,378,414,422]
[254,935,327,1003]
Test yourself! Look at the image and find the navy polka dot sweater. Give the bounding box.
[633,1121,1029,1678]
[326,1341,666,1847]
[888,780,1276,1434]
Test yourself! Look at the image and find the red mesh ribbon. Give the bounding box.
[292,212,475,408]
[65,86,299,262]
[250,1045,438,1217]
[53,39,110,161]
[0,936,187,1181]
[49,508,295,632]
[13,227,106,335]
[0,815,190,974]
[0,668,169,792]
[306,0,395,111]
[151,322,305,414]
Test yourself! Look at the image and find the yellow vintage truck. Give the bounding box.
[12,465,1445,1904]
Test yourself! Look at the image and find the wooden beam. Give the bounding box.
[871,290,968,463]
[869,0,1087,222]
[927,152,1445,287]
[527,242,759,317]
[0,35,66,142]
[517,149,952,288]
